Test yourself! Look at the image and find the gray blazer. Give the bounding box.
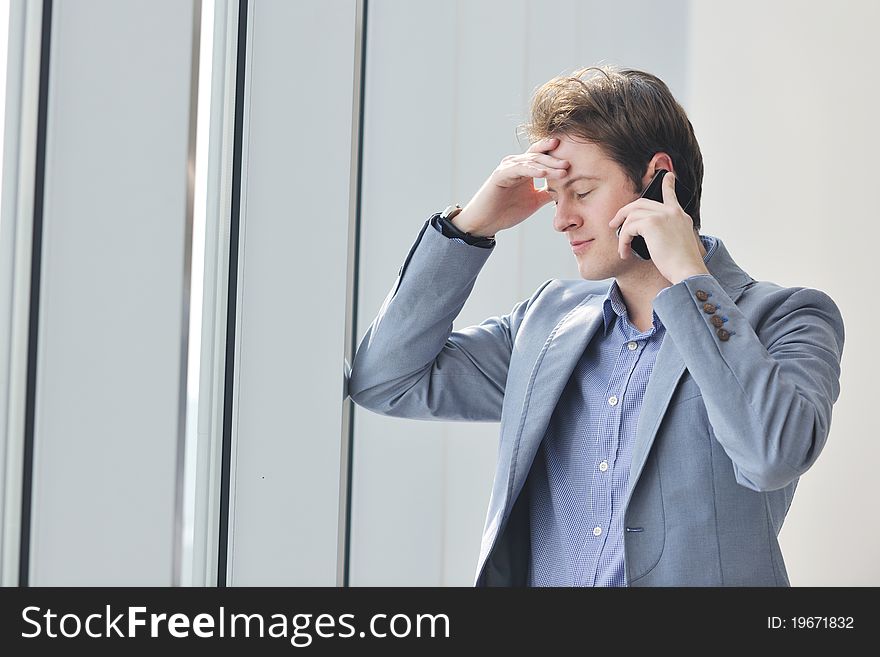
[347,218,845,586]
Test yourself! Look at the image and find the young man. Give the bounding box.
[347,66,845,586]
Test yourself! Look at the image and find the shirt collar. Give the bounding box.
[602,234,719,336]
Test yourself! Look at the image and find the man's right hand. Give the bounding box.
[451,136,570,238]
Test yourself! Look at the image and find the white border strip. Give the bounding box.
[189,0,240,587]
[0,0,44,587]
[172,0,203,588]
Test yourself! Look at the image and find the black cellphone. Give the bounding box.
[617,168,695,260]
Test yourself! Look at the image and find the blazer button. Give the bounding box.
[717,328,730,341]
[710,315,724,328]
[702,302,717,314]
[695,289,709,302]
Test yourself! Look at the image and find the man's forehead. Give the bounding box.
[549,138,608,168]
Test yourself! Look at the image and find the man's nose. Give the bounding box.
[552,200,582,233]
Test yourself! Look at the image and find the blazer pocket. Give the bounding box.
[624,450,666,583]
[669,374,703,406]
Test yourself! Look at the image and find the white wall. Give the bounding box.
[226,0,357,585]
[688,0,879,585]
[29,0,199,585]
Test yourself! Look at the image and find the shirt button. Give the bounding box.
[627,341,638,351]
[593,526,602,536]
[608,395,618,406]
[599,460,609,472]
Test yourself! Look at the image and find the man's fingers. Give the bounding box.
[609,198,664,228]
[609,202,635,229]
[615,210,649,259]
[532,189,554,207]
[501,163,548,185]
[526,136,559,153]
[502,139,568,188]
[507,162,565,183]
[617,223,633,259]
[662,171,679,206]
[528,152,569,169]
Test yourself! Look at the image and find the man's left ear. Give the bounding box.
[650,152,675,175]
[642,152,676,187]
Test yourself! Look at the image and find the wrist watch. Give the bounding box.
[435,205,495,247]
[441,204,464,222]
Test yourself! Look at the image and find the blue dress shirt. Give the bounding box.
[527,235,718,586]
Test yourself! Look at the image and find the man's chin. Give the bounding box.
[577,265,613,282]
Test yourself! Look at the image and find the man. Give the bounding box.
[347,66,845,586]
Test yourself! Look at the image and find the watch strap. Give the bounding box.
[433,206,495,248]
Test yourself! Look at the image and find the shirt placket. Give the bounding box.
[583,326,644,586]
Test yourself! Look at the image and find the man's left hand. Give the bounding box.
[608,172,709,285]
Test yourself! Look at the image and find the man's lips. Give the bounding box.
[570,239,594,252]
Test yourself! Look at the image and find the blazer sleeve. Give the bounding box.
[653,273,846,492]
[347,217,549,422]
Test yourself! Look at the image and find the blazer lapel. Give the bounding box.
[622,331,686,510]
[506,294,606,507]
[623,236,755,509]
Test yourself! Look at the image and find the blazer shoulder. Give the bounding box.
[506,277,611,338]
[528,277,612,308]
[740,279,844,344]
[741,279,841,312]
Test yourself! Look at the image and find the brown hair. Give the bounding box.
[522,65,704,230]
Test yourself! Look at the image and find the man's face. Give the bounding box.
[545,134,647,281]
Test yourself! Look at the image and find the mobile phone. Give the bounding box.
[617,169,695,260]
